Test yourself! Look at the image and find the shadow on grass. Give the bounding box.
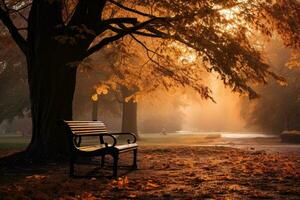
[0,150,137,187]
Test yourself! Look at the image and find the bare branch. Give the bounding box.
[17,27,28,30]
[83,17,162,59]
[108,24,161,38]
[108,0,156,18]
[130,34,161,57]
[103,17,138,25]
[0,6,27,54]
[12,2,32,11]
[9,9,28,21]
[130,34,176,78]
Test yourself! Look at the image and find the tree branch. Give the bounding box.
[102,17,138,25]
[83,17,162,59]
[108,0,156,18]
[108,24,162,38]
[0,6,27,54]
[9,8,28,21]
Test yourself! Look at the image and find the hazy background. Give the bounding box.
[0,38,299,135]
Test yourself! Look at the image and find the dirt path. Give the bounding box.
[1,146,300,199]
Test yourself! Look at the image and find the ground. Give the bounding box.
[0,135,300,199]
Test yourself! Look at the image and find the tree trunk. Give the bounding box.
[1,0,107,160]
[121,87,138,138]
[26,53,77,159]
[25,1,78,159]
[92,98,98,121]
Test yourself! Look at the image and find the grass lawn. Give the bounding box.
[0,135,30,149]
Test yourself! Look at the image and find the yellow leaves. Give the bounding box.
[124,95,134,103]
[91,94,98,102]
[96,85,109,95]
[124,94,140,103]
[91,84,110,101]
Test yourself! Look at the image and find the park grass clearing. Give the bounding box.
[0,133,282,149]
[1,145,300,199]
[0,135,30,149]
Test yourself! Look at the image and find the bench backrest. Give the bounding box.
[64,121,108,136]
[61,120,110,149]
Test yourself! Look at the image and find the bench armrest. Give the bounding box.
[108,132,137,144]
[73,133,117,147]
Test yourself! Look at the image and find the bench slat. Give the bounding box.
[67,122,105,124]
[70,127,107,131]
[69,125,106,128]
[73,131,108,135]
[70,127,107,130]
[62,120,138,177]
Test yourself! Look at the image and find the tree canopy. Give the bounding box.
[1,0,300,158]
[1,0,300,100]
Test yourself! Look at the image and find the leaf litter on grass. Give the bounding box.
[1,146,300,199]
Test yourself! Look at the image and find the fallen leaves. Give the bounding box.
[110,176,129,190]
[0,146,300,199]
[144,181,160,190]
[81,192,96,200]
[25,174,47,180]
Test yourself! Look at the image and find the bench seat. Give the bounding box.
[61,120,138,178]
[78,143,138,152]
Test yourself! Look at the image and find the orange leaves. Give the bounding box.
[1,146,300,199]
[91,94,98,102]
[227,184,243,192]
[96,85,109,95]
[110,176,129,190]
[286,50,300,69]
[25,175,47,181]
[144,181,160,190]
[109,176,162,192]
[81,192,96,200]
[91,84,110,101]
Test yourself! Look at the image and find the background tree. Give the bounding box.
[0,24,29,123]
[0,0,299,159]
[90,37,207,136]
[241,41,300,132]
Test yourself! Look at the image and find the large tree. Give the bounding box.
[0,0,299,159]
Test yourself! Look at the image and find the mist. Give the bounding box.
[0,39,299,135]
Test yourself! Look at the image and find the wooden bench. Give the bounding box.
[60,120,138,178]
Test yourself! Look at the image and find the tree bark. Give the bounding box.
[26,49,77,159]
[23,0,108,159]
[25,0,78,159]
[121,87,138,137]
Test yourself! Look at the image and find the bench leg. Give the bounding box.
[101,155,105,168]
[133,149,138,169]
[113,154,119,178]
